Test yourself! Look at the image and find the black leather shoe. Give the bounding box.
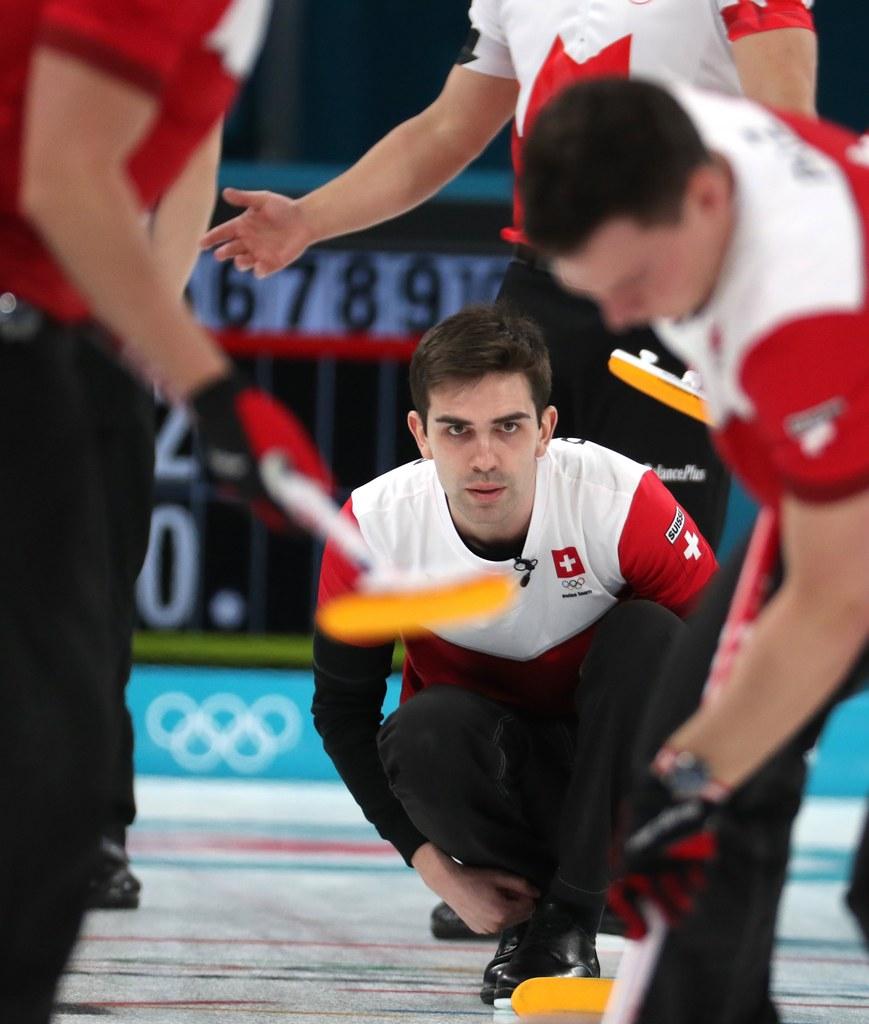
[85,837,141,910]
[480,922,528,1004]
[430,900,489,940]
[492,899,599,1006]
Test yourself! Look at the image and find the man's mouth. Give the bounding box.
[467,484,506,503]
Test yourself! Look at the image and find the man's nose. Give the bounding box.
[470,435,498,472]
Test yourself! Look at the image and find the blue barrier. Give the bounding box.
[130,666,868,797]
[130,667,398,781]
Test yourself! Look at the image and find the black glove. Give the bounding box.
[190,371,333,530]
[608,763,722,940]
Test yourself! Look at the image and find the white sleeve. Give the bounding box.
[458,1,515,80]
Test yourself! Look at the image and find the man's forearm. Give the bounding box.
[668,582,865,788]
[151,123,222,300]
[311,631,425,862]
[298,68,516,245]
[299,113,482,245]
[733,28,817,116]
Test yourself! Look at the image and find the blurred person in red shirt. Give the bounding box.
[0,3,331,1019]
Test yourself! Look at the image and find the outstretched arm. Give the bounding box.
[201,65,518,277]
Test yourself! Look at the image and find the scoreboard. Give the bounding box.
[192,247,510,335]
[136,246,510,637]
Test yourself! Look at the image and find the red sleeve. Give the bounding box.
[38,0,220,94]
[617,471,718,617]
[316,498,363,605]
[739,315,869,502]
[719,1,815,43]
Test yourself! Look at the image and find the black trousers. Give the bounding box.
[377,600,684,930]
[497,259,730,548]
[0,325,120,1020]
[77,339,155,843]
[634,536,869,1024]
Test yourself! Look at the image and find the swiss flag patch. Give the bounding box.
[552,546,585,578]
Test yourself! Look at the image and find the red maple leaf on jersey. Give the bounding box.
[506,35,633,242]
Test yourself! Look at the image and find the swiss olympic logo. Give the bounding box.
[552,546,585,579]
[146,692,303,773]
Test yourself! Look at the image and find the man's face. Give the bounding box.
[552,164,733,331]
[408,372,556,546]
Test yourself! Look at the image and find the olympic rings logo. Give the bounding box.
[145,692,303,774]
[561,577,587,589]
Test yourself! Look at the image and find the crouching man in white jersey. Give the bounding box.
[313,305,716,1003]
[522,81,869,1022]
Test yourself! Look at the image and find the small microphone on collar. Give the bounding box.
[513,557,538,588]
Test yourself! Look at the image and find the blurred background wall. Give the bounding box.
[224,1,863,164]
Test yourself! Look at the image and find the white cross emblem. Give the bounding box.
[847,135,869,168]
[683,532,701,561]
[559,553,577,574]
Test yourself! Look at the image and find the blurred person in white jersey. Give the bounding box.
[522,77,869,1024]
[312,304,718,1003]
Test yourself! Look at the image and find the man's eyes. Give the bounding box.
[444,422,520,436]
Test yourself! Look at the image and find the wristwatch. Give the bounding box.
[653,747,730,803]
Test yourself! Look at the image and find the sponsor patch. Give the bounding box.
[665,506,686,544]
[784,397,846,457]
[649,463,707,483]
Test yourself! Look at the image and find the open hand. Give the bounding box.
[200,188,313,277]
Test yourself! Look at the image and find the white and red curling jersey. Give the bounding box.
[459,0,815,238]
[0,0,271,321]
[318,439,716,715]
[655,85,869,507]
